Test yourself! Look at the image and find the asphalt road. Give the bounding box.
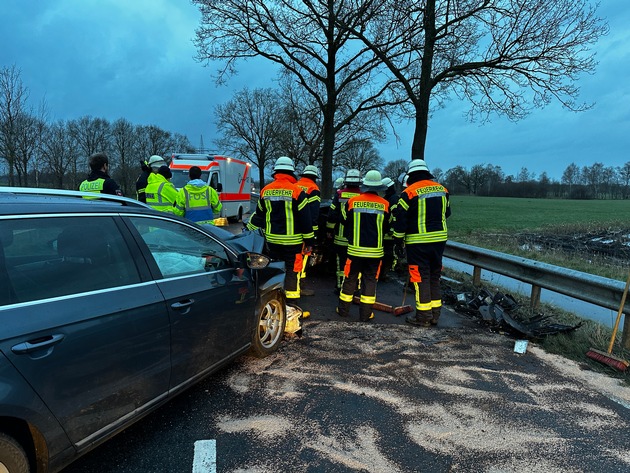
[62,223,630,473]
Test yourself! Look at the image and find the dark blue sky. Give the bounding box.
[2,0,628,180]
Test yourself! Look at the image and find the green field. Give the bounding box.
[448,196,629,237]
[446,196,630,280]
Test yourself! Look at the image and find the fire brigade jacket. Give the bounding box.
[326,186,361,246]
[247,173,315,246]
[79,170,122,197]
[393,179,450,244]
[383,188,399,241]
[174,179,223,224]
[145,172,178,213]
[296,176,321,232]
[342,192,390,258]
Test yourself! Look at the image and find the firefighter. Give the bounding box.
[174,165,222,224]
[135,156,159,203]
[296,165,321,296]
[380,177,399,281]
[332,177,344,198]
[393,159,451,327]
[247,156,314,303]
[326,169,362,294]
[78,152,123,197]
[337,170,390,322]
[145,165,178,213]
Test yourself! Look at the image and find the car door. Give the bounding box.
[0,216,172,449]
[124,216,256,390]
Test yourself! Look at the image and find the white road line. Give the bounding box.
[192,440,217,473]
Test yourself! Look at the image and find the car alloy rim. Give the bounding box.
[258,298,284,348]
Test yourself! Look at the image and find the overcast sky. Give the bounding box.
[1,0,628,180]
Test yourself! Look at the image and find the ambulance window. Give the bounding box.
[210,172,219,190]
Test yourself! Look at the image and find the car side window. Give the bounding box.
[128,217,231,278]
[0,217,142,305]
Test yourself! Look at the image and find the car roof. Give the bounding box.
[0,187,156,217]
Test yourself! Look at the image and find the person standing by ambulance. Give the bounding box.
[326,169,362,294]
[393,159,450,327]
[246,156,314,303]
[145,165,178,213]
[337,170,390,322]
[174,166,222,224]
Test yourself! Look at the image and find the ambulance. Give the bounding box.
[169,153,253,224]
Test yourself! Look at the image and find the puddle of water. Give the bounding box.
[444,258,620,328]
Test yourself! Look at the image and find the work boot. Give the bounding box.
[360,313,375,323]
[406,310,432,327]
[336,306,349,318]
[431,307,442,325]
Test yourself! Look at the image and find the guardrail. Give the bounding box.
[444,241,629,347]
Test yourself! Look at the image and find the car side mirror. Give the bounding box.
[246,252,270,269]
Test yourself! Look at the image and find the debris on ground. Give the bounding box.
[442,285,583,339]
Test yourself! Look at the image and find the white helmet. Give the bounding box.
[302,165,320,179]
[333,177,344,188]
[344,169,361,185]
[382,177,395,188]
[148,155,166,170]
[362,170,386,190]
[273,156,295,173]
[407,159,430,174]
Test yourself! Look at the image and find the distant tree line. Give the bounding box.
[434,162,630,200]
[0,65,195,197]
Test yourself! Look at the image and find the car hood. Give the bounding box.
[203,225,266,254]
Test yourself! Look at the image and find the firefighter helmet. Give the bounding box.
[334,177,344,188]
[344,169,361,185]
[273,156,295,173]
[148,155,166,170]
[407,159,430,174]
[382,177,395,188]
[302,165,320,179]
[361,170,386,191]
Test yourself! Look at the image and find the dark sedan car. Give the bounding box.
[0,187,287,473]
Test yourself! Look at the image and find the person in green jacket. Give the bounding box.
[174,166,222,224]
[145,165,178,213]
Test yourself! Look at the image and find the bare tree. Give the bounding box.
[339,0,607,164]
[383,158,407,183]
[619,162,630,199]
[68,116,112,188]
[40,119,79,189]
[215,88,285,187]
[111,118,138,197]
[193,0,393,197]
[0,65,30,186]
[334,140,384,176]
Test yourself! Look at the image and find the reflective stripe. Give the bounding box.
[339,292,354,302]
[431,299,442,308]
[360,294,376,304]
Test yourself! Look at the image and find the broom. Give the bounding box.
[586,270,630,372]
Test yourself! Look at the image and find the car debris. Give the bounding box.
[443,285,582,339]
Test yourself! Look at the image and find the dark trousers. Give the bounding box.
[338,256,381,321]
[406,241,446,321]
[334,244,349,290]
[268,242,303,300]
[381,239,395,279]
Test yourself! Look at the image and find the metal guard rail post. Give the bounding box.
[444,241,629,347]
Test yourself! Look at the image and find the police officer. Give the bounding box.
[145,165,178,213]
[79,152,123,197]
[393,159,451,327]
[337,170,390,322]
[174,166,222,224]
[326,169,362,294]
[247,156,314,303]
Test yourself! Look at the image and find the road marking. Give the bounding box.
[193,440,216,473]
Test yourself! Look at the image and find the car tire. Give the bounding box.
[0,433,29,473]
[249,290,286,358]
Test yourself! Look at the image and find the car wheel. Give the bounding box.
[0,433,29,473]
[250,291,286,358]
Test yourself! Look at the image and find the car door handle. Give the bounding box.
[171,299,195,310]
[12,333,66,355]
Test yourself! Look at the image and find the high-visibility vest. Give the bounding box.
[79,178,105,199]
[174,185,222,224]
[296,176,321,232]
[343,192,390,258]
[326,187,360,246]
[393,180,450,244]
[145,173,178,213]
